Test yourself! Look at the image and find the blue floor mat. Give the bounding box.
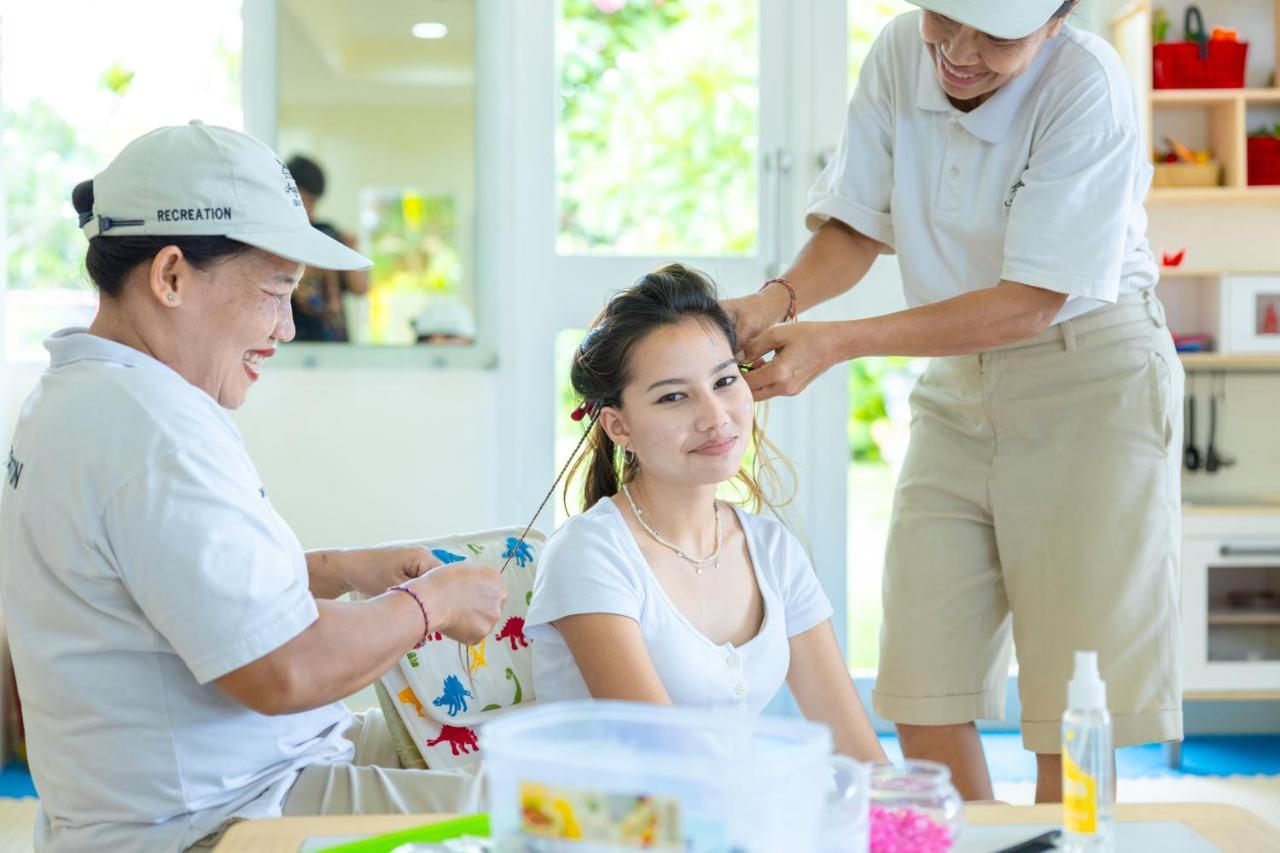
[0,735,1275,798]
[0,763,37,798]
[879,733,1280,783]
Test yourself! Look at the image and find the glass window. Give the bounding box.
[556,0,759,256]
[1,0,243,359]
[848,0,913,94]
[844,0,915,674]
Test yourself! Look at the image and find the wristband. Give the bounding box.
[761,277,797,322]
[390,583,431,649]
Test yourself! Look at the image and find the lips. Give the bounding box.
[939,54,987,88]
[242,347,276,381]
[692,436,738,456]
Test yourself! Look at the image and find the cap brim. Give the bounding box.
[907,0,1064,40]
[228,223,372,271]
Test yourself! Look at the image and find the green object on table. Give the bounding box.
[315,814,490,852]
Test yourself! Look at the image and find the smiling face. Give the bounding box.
[166,248,301,409]
[920,11,1065,110]
[600,317,755,488]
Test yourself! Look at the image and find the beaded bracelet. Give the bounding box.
[390,583,431,649]
[760,277,797,323]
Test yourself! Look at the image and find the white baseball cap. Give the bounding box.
[81,121,371,272]
[907,0,1069,40]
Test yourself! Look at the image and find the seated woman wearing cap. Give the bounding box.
[0,123,507,852]
[526,265,886,764]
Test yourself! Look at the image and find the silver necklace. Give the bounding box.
[621,481,721,574]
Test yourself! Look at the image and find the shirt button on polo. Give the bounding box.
[949,165,960,178]
[727,652,740,667]
[734,683,746,697]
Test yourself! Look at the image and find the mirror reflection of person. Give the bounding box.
[412,298,476,346]
[285,155,370,341]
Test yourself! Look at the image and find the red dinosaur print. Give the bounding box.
[495,616,529,651]
[426,725,479,756]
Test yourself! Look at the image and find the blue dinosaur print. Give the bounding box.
[432,548,467,565]
[502,537,534,568]
[432,674,472,717]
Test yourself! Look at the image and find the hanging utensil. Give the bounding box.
[1204,372,1235,473]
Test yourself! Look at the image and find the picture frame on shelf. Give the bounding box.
[1220,275,1280,353]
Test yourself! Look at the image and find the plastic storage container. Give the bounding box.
[1247,136,1280,186]
[483,701,843,852]
[868,760,964,850]
[1152,7,1248,89]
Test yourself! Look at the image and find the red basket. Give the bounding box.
[1247,136,1280,186]
[1153,40,1248,88]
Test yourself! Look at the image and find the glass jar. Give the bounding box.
[868,760,964,851]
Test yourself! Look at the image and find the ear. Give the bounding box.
[598,405,631,450]
[147,245,187,307]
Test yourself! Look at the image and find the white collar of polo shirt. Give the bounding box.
[913,33,1061,143]
[46,327,175,375]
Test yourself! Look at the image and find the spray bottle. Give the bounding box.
[1062,651,1114,850]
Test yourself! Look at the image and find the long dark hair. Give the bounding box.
[71,180,253,297]
[566,263,793,514]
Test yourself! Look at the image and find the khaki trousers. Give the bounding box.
[873,291,1185,753]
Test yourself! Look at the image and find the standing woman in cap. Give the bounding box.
[726,1,1182,802]
[0,122,506,852]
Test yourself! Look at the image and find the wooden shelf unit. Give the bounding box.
[1116,1,1280,198]
[1180,352,1280,371]
[1208,610,1280,625]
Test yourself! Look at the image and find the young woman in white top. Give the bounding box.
[526,265,885,763]
[724,0,1182,802]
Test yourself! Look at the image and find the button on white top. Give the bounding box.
[734,683,746,696]
[948,165,960,177]
[727,653,740,667]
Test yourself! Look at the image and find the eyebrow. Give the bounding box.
[646,358,738,392]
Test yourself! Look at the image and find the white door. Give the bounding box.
[488,0,857,654]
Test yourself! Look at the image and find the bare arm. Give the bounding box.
[339,231,370,296]
[726,220,886,348]
[786,620,886,763]
[742,282,1068,400]
[214,561,505,716]
[554,613,673,704]
[305,545,441,600]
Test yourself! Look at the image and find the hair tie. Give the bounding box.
[570,401,598,422]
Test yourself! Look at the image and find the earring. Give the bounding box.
[623,447,636,465]
[166,293,177,303]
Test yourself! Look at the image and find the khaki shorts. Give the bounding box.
[873,291,1185,754]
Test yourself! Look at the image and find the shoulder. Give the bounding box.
[1034,25,1140,135]
[539,499,640,579]
[733,507,807,575]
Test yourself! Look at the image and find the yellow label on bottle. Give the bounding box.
[1062,746,1098,833]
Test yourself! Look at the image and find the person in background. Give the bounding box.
[285,155,370,341]
[526,265,886,764]
[0,122,506,853]
[412,297,477,346]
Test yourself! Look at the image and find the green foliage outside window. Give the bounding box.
[557,0,758,255]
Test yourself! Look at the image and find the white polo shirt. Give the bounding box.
[808,12,1158,325]
[0,330,351,853]
[526,498,832,716]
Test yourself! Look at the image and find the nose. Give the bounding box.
[943,26,983,65]
[695,392,731,433]
[275,297,297,343]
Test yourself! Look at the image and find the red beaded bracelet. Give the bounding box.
[390,583,431,649]
[760,277,797,323]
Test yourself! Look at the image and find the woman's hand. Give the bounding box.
[411,563,507,645]
[722,285,791,359]
[741,321,847,401]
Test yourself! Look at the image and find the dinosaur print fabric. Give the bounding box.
[379,527,544,771]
